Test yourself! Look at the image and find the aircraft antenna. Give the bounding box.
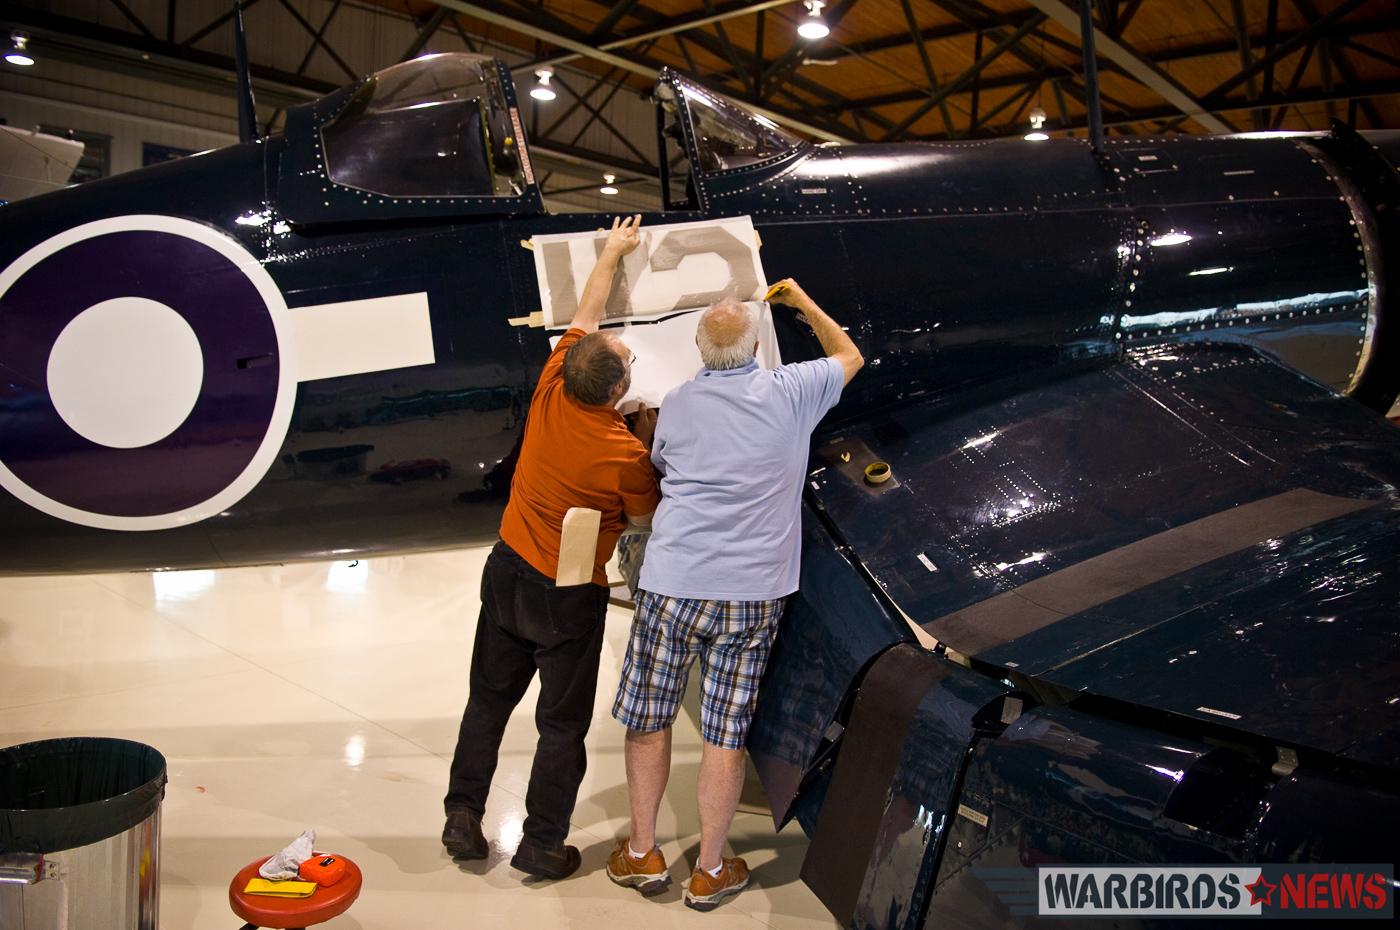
[233,1,259,143]
[1078,0,1104,152]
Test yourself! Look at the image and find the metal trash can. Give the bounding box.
[0,737,166,930]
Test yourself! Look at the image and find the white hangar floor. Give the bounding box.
[0,547,837,929]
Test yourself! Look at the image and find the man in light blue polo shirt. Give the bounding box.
[607,279,863,910]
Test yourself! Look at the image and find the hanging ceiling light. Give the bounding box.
[5,33,34,67]
[797,0,829,40]
[599,173,619,196]
[530,69,556,102]
[1024,106,1048,141]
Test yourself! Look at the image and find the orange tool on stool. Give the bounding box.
[229,854,362,929]
[299,855,347,888]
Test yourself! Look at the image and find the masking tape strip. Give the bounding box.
[508,311,545,328]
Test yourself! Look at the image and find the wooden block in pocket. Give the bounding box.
[557,507,601,587]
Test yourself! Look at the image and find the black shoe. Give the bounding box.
[442,810,488,860]
[511,841,581,880]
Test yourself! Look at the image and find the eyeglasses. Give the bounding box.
[627,351,637,368]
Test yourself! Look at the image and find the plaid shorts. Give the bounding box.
[612,590,786,750]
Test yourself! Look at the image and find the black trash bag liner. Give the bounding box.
[0,737,167,854]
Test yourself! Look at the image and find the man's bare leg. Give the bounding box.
[625,727,671,851]
[696,742,746,870]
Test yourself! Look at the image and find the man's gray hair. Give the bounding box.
[696,297,759,371]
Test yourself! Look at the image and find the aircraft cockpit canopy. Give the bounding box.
[658,76,802,174]
[322,54,522,198]
[278,53,542,224]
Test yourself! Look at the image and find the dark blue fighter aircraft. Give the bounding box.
[2,52,1399,927]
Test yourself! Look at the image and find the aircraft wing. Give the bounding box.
[0,126,84,203]
[749,341,1400,928]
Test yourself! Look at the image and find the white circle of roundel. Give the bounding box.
[0,215,294,531]
[47,297,205,449]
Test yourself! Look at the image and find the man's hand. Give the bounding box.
[604,214,643,258]
[574,215,644,333]
[766,277,813,311]
[768,277,864,385]
[629,404,657,451]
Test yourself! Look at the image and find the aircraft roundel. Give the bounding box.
[0,215,295,531]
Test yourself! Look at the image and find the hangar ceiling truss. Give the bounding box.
[0,0,1396,192]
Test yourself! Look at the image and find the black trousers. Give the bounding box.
[444,541,608,847]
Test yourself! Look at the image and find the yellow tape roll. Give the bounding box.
[864,462,892,485]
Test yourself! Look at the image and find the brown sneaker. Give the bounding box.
[606,838,670,896]
[684,856,750,911]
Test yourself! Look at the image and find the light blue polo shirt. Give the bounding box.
[639,356,845,601]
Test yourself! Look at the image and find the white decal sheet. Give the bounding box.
[532,215,767,329]
[536,216,782,411]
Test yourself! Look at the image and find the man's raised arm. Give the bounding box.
[768,278,864,384]
[573,214,642,333]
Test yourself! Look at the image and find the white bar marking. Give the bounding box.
[289,292,435,382]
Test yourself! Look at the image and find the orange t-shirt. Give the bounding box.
[499,328,660,586]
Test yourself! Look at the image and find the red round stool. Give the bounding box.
[229,855,362,929]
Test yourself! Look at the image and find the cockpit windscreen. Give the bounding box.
[662,79,801,173]
[321,54,525,198]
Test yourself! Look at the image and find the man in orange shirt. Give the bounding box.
[443,215,659,880]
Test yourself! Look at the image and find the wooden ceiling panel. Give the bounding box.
[809,57,915,98]
[38,0,1393,150]
[1167,50,1251,93]
[1345,33,1400,80]
[519,0,1394,140]
[1096,70,1162,107]
[833,0,968,46]
[1335,38,1400,81]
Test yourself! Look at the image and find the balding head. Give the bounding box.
[563,331,629,405]
[696,297,758,370]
